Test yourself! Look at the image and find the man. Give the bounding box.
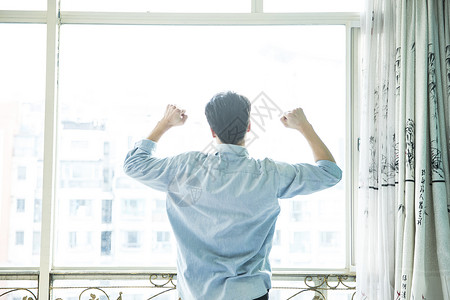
[123,91,342,300]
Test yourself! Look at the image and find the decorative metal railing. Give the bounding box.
[0,273,356,299]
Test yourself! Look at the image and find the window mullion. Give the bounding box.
[39,0,60,298]
[345,23,360,273]
[345,22,353,272]
[350,26,361,272]
[251,0,263,13]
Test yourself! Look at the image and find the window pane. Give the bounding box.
[0,0,46,10]
[0,278,38,300]
[264,0,362,12]
[56,25,346,269]
[0,24,46,267]
[61,0,250,12]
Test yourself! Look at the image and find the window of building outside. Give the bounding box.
[17,166,27,180]
[102,199,113,223]
[101,231,112,255]
[68,232,77,248]
[33,198,42,222]
[153,231,172,252]
[15,231,25,246]
[125,231,142,248]
[122,199,145,217]
[69,199,93,217]
[16,198,25,213]
[320,231,341,248]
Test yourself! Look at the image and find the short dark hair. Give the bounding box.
[205,91,251,145]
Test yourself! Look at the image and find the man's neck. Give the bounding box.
[215,137,246,147]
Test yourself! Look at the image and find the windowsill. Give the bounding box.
[47,268,356,279]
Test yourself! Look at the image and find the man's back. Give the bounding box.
[124,93,341,299]
[124,140,342,299]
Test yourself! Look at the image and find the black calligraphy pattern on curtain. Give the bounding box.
[382,83,389,119]
[373,87,380,124]
[395,47,401,97]
[369,135,378,187]
[405,119,415,179]
[428,48,445,180]
[446,45,450,97]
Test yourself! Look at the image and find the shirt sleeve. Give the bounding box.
[276,160,342,199]
[123,139,177,192]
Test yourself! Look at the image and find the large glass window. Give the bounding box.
[55,24,346,269]
[264,0,361,12]
[60,0,250,13]
[0,0,46,10]
[0,24,46,268]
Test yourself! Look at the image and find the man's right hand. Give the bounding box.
[161,104,188,128]
[280,107,311,133]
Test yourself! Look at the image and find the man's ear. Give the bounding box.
[210,128,217,138]
[247,121,251,132]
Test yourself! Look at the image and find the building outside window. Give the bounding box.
[15,231,25,246]
[291,200,311,222]
[290,232,311,254]
[68,232,76,248]
[124,231,141,249]
[16,198,25,213]
[69,199,93,217]
[101,231,112,256]
[68,231,93,250]
[102,199,112,224]
[33,198,41,223]
[320,231,341,248]
[122,199,145,218]
[153,231,172,252]
[17,166,27,180]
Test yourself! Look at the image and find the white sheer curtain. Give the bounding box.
[357,0,450,299]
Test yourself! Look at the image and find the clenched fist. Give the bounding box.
[280,107,311,132]
[161,104,188,127]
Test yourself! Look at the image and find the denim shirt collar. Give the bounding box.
[215,143,249,158]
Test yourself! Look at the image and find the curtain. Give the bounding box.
[357,0,450,299]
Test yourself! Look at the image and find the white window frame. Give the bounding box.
[0,1,360,298]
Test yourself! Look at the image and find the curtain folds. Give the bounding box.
[357,0,450,299]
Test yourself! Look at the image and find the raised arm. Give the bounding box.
[280,108,336,163]
[147,104,188,142]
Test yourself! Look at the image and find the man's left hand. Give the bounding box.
[161,104,188,127]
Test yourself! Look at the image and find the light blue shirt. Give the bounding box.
[124,139,342,300]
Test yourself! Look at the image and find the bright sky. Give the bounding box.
[56,25,346,164]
